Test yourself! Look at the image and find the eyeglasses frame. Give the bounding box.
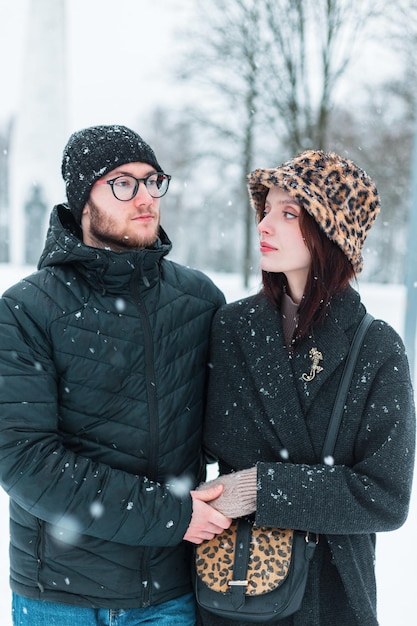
[95,172,172,200]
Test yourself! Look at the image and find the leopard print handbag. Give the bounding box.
[195,517,316,622]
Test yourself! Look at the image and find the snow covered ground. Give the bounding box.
[0,264,416,625]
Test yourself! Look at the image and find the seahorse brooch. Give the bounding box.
[301,347,324,382]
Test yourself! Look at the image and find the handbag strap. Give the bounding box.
[229,518,252,609]
[321,313,374,461]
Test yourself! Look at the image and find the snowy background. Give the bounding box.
[0,0,416,622]
[0,264,416,625]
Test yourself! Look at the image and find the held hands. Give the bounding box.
[196,467,257,518]
[183,467,258,544]
[183,484,232,544]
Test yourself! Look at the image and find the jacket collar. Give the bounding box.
[38,204,172,293]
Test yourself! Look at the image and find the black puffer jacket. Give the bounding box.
[0,204,225,608]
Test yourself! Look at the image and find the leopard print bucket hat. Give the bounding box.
[247,150,380,273]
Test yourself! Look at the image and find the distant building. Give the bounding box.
[0,121,12,262]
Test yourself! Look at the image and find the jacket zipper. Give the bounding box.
[130,275,158,607]
[35,518,45,592]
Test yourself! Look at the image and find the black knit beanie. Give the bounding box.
[61,124,163,223]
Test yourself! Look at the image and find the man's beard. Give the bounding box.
[84,199,160,251]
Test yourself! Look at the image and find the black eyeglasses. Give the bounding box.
[97,172,171,200]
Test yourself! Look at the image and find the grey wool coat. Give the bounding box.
[199,286,415,626]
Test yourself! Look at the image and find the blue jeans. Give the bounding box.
[12,592,197,625]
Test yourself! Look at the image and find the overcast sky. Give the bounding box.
[1,0,402,137]
[0,0,192,132]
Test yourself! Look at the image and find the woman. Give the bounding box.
[197,151,415,626]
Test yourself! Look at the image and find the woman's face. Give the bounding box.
[257,187,312,303]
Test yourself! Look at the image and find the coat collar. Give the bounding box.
[233,288,365,463]
[290,286,364,411]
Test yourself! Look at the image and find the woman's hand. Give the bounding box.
[196,467,257,517]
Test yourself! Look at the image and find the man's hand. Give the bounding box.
[183,484,232,544]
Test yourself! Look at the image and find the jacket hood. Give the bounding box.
[38,204,172,293]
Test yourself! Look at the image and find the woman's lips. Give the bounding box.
[260,241,277,252]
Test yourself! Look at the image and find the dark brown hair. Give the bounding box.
[260,208,355,345]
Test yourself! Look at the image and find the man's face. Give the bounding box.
[81,162,161,251]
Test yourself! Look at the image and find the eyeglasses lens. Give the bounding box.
[111,174,169,200]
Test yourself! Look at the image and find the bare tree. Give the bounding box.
[262,0,378,152]
[378,0,417,375]
[177,0,395,283]
[326,90,413,284]
[179,0,263,286]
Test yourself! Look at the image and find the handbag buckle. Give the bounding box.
[305,531,319,545]
[228,580,248,587]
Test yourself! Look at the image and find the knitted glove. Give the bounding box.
[196,467,257,518]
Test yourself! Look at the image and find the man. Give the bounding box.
[0,124,230,625]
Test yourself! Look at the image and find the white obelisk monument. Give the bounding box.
[10,0,68,265]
